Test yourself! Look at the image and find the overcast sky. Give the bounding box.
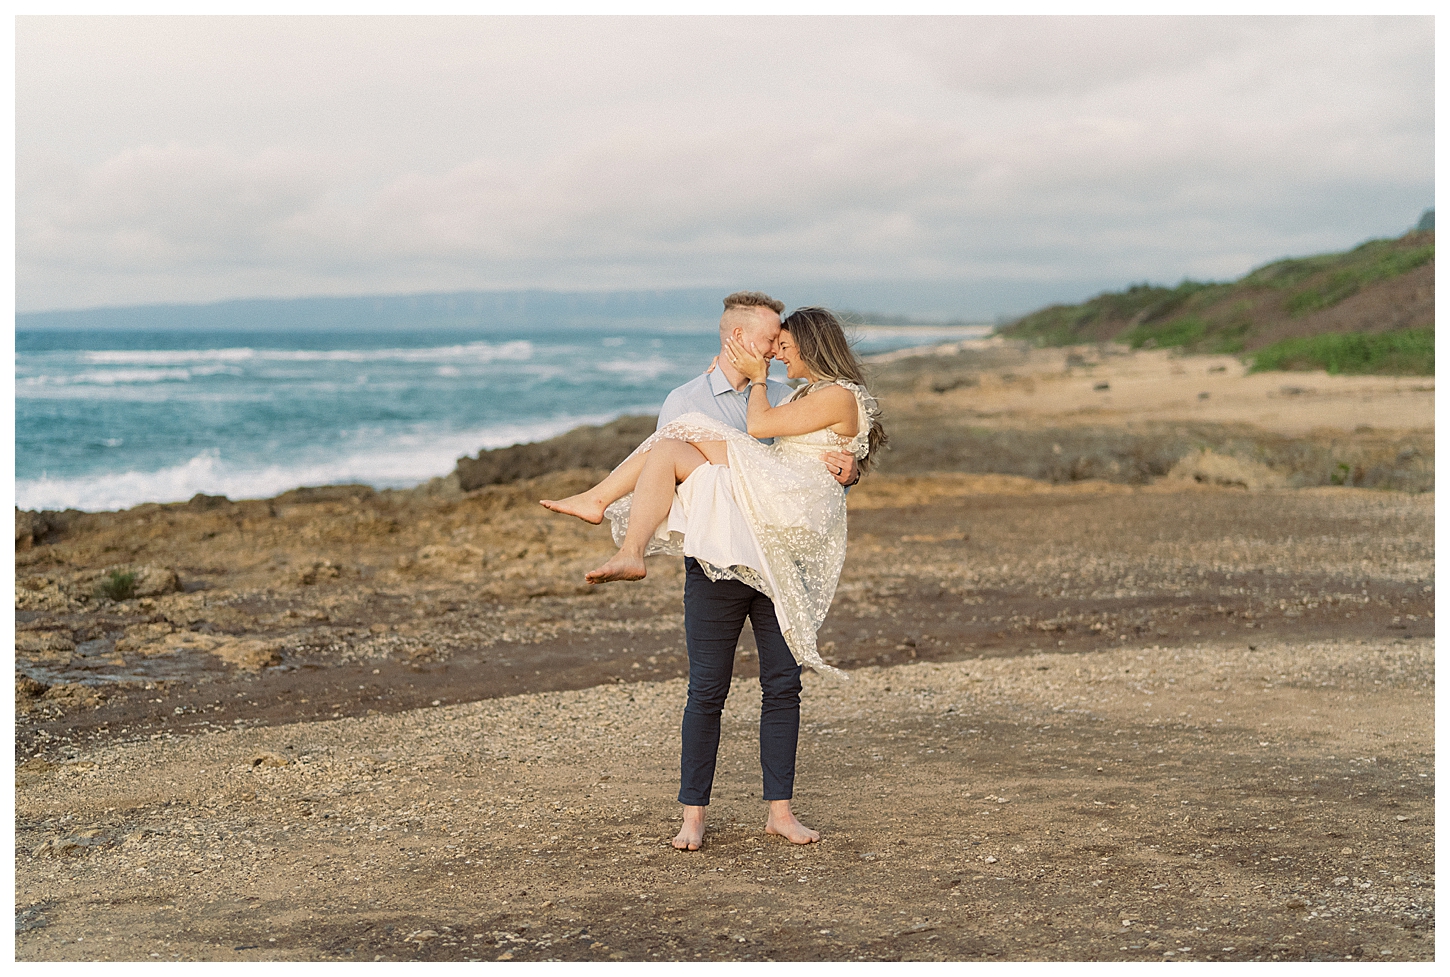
[15,15,1434,318]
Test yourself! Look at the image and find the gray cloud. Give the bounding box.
[15,16,1433,315]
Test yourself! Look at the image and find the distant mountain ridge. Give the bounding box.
[838,310,987,327]
[1000,227,1433,373]
[15,288,731,332]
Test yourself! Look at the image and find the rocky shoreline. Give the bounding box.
[433,341,1439,496]
[15,344,1435,961]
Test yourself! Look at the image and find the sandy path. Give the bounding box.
[16,634,1431,962]
[877,343,1433,434]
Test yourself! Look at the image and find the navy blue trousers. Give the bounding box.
[679,557,803,805]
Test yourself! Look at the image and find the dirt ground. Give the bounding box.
[13,478,1434,757]
[14,478,1434,962]
[13,635,1434,963]
[13,347,1434,961]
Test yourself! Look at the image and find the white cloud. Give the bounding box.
[899,15,1268,97]
[14,15,1434,313]
[22,143,335,269]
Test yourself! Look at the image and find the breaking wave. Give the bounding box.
[14,412,625,513]
[79,340,535,366]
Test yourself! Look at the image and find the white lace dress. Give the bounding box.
[603,379,879,677]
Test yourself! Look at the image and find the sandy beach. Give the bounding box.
[14,343,1434,961]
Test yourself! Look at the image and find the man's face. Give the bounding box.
[722,306,782,360]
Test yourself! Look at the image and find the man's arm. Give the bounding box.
[656,388,687,430]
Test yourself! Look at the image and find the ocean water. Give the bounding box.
[15,322,989,512]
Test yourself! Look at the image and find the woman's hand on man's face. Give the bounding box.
[724,335,769,383]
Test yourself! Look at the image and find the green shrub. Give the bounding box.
[1004,231,1433,347]
[1125,281,1217,324]
[1123,315,1207,350]
[97,569,137,601]
[1211,321,1252,354]
[1282,242,1434,317]
[1248,328,1434,376]
[1286,270,1361,316]
[1005,281,1216,347]
[1244,253,1342,290]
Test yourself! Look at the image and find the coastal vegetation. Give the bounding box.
[95,569,136,601]
[1247,327,1435,376]
[1001,225,1434,374]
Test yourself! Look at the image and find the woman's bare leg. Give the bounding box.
[692,440,729,466]
[585,440,715,584]
[540,449,652,525]
[542,439,729,525]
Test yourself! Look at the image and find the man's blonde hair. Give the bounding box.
[722,290,785,315]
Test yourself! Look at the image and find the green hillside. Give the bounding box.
[1001,228,1434,374]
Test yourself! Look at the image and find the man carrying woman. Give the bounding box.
[542,291,884,850]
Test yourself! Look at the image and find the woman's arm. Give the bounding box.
[726,337,858,440]
[747,383,856,439]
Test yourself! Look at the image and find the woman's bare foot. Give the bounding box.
[539,493,607,525]
[672,805,706,851]
[764,800,820,844]
[584,551,647,584]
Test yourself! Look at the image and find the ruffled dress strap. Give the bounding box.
[829,379,880,460]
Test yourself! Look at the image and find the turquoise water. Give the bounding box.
[15,322,988,512]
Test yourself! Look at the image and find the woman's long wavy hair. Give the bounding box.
[780,306,888,471]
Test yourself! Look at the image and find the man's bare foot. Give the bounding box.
[672,805,706,851]
[585,552,647,584]
[539,493,606,525]
[764,800,820,845]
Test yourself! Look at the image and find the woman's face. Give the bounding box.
[775,329,809,380]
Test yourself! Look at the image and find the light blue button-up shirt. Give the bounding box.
[656,369,795,441]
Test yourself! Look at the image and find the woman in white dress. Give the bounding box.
[541,307,886,676]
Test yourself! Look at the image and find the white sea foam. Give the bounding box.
[79,340,534,366]
[15,379,272,397]
[78,347,258,365]
[21,368,194,386]
[594,355,675,379]
[14,411,640,513]
[21,363,251,385]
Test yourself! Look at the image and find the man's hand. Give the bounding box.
[823,450,859,487]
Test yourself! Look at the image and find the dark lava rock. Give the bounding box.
[185,493,234,512]
[273,484,377,505]
[454,415,657,491]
